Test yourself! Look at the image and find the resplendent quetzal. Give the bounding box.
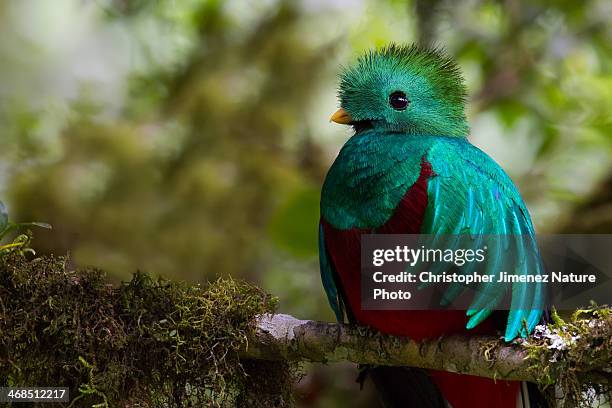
[319,44,545,408]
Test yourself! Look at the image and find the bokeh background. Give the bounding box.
[1,0,610,406]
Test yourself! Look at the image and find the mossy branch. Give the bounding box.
[1,252,610,407]
[0,253,291,407]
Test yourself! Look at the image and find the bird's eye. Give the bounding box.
[389,91,409,111]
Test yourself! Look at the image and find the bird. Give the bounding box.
[319,44,545,408]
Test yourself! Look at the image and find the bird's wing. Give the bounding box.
[422,139,544,341]
[319,223,345,322]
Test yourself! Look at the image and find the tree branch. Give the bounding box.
[242,314,610,385]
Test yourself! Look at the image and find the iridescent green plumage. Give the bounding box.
[321,44,544,342]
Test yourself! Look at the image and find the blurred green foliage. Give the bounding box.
[0,0,610,406]
[2,1,337,284]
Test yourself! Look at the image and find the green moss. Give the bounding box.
[0,252,293,407]
[524,306,612,407]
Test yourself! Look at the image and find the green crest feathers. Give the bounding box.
[338,44,469,137]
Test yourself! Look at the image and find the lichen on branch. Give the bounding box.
[522,307,612,407]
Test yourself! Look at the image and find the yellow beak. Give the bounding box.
[330,108,353,125]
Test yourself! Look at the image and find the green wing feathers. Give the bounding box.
[422,138,544,341]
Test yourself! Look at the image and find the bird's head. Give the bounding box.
[331,44,469,137]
